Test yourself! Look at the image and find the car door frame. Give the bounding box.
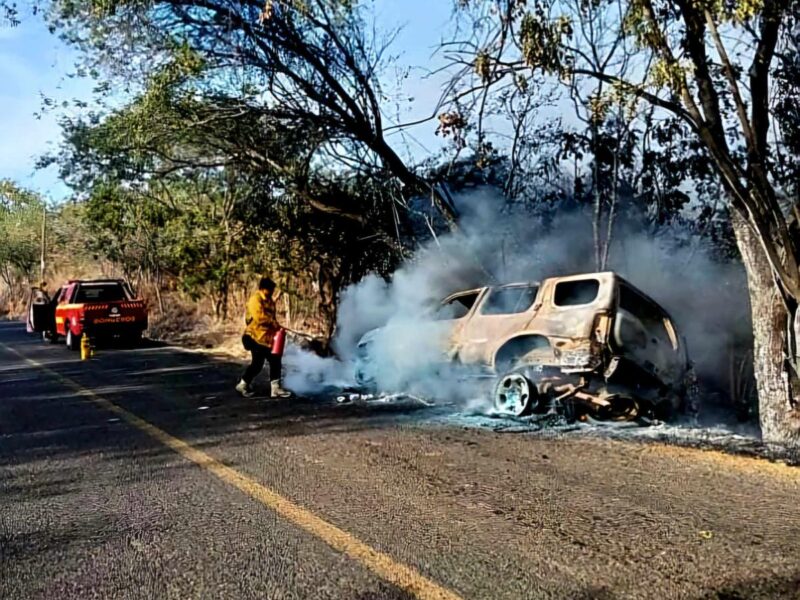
[612,280,685,382]
[453,283,542,365]
[54,283,77,336]
[434,288,488,359]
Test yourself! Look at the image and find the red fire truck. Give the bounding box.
[30,279,148,350]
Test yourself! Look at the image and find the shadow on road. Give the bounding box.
[695,571,800,599]
[0,321,432,474]
[569,570,800,600]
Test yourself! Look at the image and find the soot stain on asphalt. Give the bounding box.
[342,394,800,467]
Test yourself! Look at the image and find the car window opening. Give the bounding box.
[75,283,127,303]
[480,286,538,315]
[436,292,479,320]
[553,279,600,307]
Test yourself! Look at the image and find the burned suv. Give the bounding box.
[355,272,690,421]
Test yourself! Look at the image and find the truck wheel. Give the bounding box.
[66,329,81,351]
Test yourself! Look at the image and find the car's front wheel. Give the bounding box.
[354,356,376,389]
[66,329,81,351]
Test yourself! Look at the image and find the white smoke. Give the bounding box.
[284,187,752,417]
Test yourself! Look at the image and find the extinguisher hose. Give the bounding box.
[282,326,315,341]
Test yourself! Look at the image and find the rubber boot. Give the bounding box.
[270,380,291,398]
[235,379,255,398]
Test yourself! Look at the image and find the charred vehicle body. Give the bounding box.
[355,272,690,421]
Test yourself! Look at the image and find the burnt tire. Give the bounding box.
[595,395,641,422]
[66,329,81,352]
[494,371,538,417]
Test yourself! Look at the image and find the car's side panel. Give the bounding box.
[477,274,616,370]
[455,285,542,365]
[444,288,489,359]
[530,273,615,341]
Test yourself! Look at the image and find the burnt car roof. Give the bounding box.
[452,272,665,307]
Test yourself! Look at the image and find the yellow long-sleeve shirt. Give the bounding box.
[244,291,280,348]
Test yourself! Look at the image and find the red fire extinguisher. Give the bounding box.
[271,328,286,356]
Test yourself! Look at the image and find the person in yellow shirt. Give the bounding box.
[235,277,292,398]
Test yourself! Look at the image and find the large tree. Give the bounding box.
[46,60,406,334]
[46,0,460,227]
[448,0,800,444]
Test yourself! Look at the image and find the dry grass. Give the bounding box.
[0,262,111,319]
[145,287,329,357]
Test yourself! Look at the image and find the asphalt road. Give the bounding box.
[2,321,800,600]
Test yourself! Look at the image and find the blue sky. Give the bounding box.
[0,17,93,201]
[0,0,455,202]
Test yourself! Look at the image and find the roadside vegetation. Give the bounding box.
[2,0,800,444]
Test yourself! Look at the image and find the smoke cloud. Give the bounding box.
[284,187,752,418]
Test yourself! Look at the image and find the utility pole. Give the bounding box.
[40,204,46,285]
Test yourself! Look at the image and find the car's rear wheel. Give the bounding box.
[494,371,537,417]
[66,329,81,351]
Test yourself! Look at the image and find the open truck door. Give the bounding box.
[28,287,56,337]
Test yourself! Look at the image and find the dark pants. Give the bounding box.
[242,335,282,385]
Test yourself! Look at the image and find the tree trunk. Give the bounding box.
[591,123,602,270]
[732,211,800,444]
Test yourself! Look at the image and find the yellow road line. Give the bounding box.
[0,342,463,600]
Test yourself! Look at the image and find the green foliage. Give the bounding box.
[77,173,255,318]
[46,50,405,323]
[519,8,572,75]
[0,181,45,287]
[1,1,20,26]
